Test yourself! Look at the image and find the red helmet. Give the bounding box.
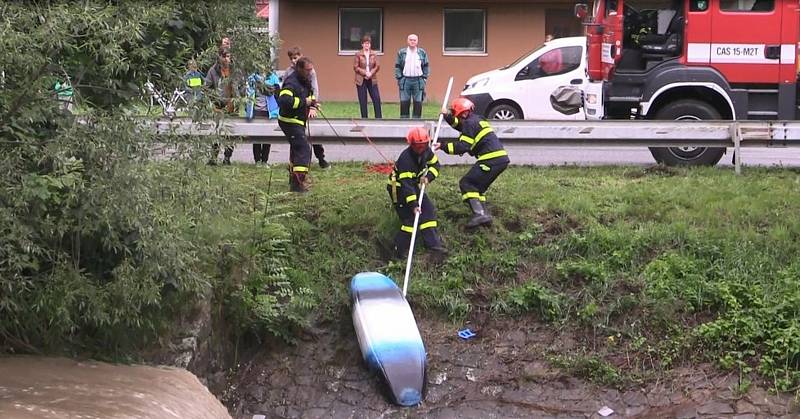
[450,97,475,117]
[406,127,430,153]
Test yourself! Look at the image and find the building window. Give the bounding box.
[443,9,486,54]
[339,8,382,53]
[720,0,773,11]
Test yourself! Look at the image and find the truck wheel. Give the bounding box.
[487,103,522,120]
[648,99,726,166]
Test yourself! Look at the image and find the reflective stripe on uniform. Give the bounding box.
[419,220,437,230]
[401,225,414,233]
[477,149,508,161]
[278,116,305,125]
[428,166,439,178]
[292,166,309,173]
[397,171,416,179]
[471,125,494,150]
[293,97,300,109]
[447,143,455,154]
[458,134,475,145]
[462,191,481,200]
[406,194,417,203]
[427,154,439,164]
[187,77,202,87]
[279,89,294,96]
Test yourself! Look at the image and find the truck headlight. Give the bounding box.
[585,93,598,105]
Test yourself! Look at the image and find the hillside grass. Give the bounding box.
[201,161,800,392]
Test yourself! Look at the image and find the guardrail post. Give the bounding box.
[730,122,742,175]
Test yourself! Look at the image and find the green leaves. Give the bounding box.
[0,1,279,355]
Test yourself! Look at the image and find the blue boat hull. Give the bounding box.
[350,272,427,407]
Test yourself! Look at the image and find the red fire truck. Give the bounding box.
[576,0,798,165]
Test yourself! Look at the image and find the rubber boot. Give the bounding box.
[400,100,411,118]
[412,101,422,119]
[466,198,492,228]
[289,173,310,193]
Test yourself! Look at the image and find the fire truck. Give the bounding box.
[576,0,798,165]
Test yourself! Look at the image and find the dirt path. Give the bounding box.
[225,316,796,418]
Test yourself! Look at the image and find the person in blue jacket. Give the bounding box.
[246,64,281,164]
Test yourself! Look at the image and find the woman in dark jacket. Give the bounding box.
[353,35,382,118]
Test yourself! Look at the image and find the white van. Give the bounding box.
[460,36,586,120]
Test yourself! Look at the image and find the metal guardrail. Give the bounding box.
[151,117,800,173]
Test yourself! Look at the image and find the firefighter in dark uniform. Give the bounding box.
[277,56,317,192]
[387,127,447,259]
[437,97,510,228]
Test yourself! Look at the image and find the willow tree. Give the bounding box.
[0,1,298,355]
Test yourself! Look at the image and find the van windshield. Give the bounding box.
[501,44,547,70]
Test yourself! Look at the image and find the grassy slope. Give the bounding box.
[211,162,800,391]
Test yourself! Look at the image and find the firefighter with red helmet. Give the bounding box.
[387,127,447,260]
[437,97,509,228]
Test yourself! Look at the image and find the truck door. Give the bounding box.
[709,0,782,84]
[685,0,712,67]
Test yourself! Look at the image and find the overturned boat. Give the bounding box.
[349,272,427,406]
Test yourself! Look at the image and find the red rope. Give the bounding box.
[350,118,395,174]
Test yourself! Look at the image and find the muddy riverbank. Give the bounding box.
[222,314,796,418]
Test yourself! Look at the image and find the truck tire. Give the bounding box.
[648,99,726,166]
[487,103,522,120]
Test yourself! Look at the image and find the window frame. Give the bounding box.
[719,0,774,12]
[338,7,384,55]
[442,8,487,56]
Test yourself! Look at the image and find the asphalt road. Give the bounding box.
[225,144,800,168]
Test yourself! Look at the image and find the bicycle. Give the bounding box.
[143,81,189,119]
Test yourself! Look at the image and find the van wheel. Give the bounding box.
[487,103,522,120]
[648,99,726,166]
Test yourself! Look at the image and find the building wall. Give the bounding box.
[277,1,577,107]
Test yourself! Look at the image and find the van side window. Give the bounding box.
[720,0,773,12]
[515,46,582,81]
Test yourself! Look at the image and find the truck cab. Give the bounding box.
[578,0,799,165]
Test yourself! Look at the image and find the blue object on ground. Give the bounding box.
[458,328,477,340]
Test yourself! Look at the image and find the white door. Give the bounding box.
[514,45,586,119]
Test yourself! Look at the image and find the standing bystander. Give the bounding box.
[204,47,241,165]
[394,34,429,119]
[353,35,382,118]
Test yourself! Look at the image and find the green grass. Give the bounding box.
[317,101,443,119]
[127,100,443,120]
[198,162,800,392]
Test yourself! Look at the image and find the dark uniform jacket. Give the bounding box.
[441,113,508,162]
[277,71,315,127]
[387,147,441,208]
